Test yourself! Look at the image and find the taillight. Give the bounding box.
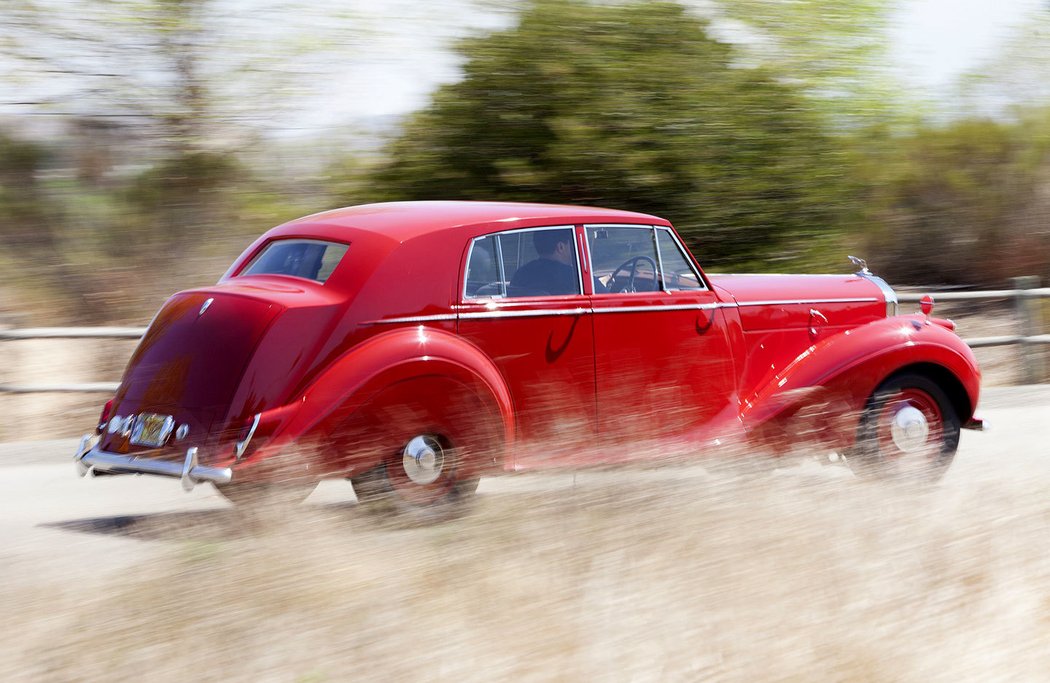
[97,399,114,434]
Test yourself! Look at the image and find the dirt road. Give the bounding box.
[2,386,1049,681]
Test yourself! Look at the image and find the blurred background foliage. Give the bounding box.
[2,0,1050,324]
[365,1,850,267]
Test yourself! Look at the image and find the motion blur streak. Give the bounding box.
[1,384,1049,682]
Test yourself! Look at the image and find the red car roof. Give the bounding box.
[282,201,670,242]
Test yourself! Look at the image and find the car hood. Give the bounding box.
[708,274,888,329]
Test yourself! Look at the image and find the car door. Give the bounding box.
[587,225,737,454]
[457,226,595,468]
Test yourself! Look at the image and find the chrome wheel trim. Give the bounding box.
[889,405,930,453]
[401,435,445,485]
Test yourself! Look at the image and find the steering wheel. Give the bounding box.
[609,255,658,293]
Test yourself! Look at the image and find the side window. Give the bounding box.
[656,229,705,291]
[503,227,580,297]
[465,235,500,297]
[464,227,581,299]
[588,226,659,294]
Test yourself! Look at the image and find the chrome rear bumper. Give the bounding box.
[74,435,232,491]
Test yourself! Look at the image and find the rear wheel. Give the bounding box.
[848,373,960,481]
[349,404,483,523]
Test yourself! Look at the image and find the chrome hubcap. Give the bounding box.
[890,405,929,453]
[402,435,445,485]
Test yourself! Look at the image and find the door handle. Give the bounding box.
[809,309,828,338]
[695,306,714,332]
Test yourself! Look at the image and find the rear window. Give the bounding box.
[239,239,349,283]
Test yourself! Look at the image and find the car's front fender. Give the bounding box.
[740,315,980,449]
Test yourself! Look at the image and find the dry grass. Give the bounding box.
[4,463,1050,682]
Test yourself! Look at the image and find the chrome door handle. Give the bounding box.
[809,309,828,338]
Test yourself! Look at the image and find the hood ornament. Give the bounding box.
[199,298,214,317]
[847,255,871,276]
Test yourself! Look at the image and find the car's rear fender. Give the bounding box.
[740,315,980,450]
[235,326,515,478]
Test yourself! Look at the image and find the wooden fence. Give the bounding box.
[2,277,1048,393]
[898,276,1050,382]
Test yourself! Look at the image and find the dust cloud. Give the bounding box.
[3,456,1049,682]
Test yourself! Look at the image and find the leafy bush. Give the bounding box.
[859,113,1050,286]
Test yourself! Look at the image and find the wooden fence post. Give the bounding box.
[1013,275,1043,384]
[0,314,18,441]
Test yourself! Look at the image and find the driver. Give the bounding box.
[510,230,608,296]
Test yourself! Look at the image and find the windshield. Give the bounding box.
[239,239,348,283]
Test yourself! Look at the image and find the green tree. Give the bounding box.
[0,133,53,252]
[859,112,1050,285]
[712,0,904,126]
[0,132,104,320]
[367,0,851,267]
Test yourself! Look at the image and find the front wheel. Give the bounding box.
[847,373,961,482]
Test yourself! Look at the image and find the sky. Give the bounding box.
[323,0,1047,125]
[2,0,1046,136]
[889,0,1043,93]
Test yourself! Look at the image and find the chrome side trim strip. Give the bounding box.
[735,297,879,307]
[460,307,590,320]
[368,313,459,325]
[708,273,851,277]
[76,444,233,487]
[371,301,742,324]
[591,302,730,314]
[466,299,578,309]
[375,297,896,324]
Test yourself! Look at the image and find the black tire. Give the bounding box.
[848,373,961,482]
[349,419,482,524]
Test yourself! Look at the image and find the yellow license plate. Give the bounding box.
[130,413,175,447]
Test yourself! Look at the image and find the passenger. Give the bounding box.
[510,230,579,296]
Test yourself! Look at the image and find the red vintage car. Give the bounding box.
[74,201,982,514]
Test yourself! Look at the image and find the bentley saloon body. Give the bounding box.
[74,201,982,512]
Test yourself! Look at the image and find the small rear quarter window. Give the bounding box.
[239,239,349,283]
